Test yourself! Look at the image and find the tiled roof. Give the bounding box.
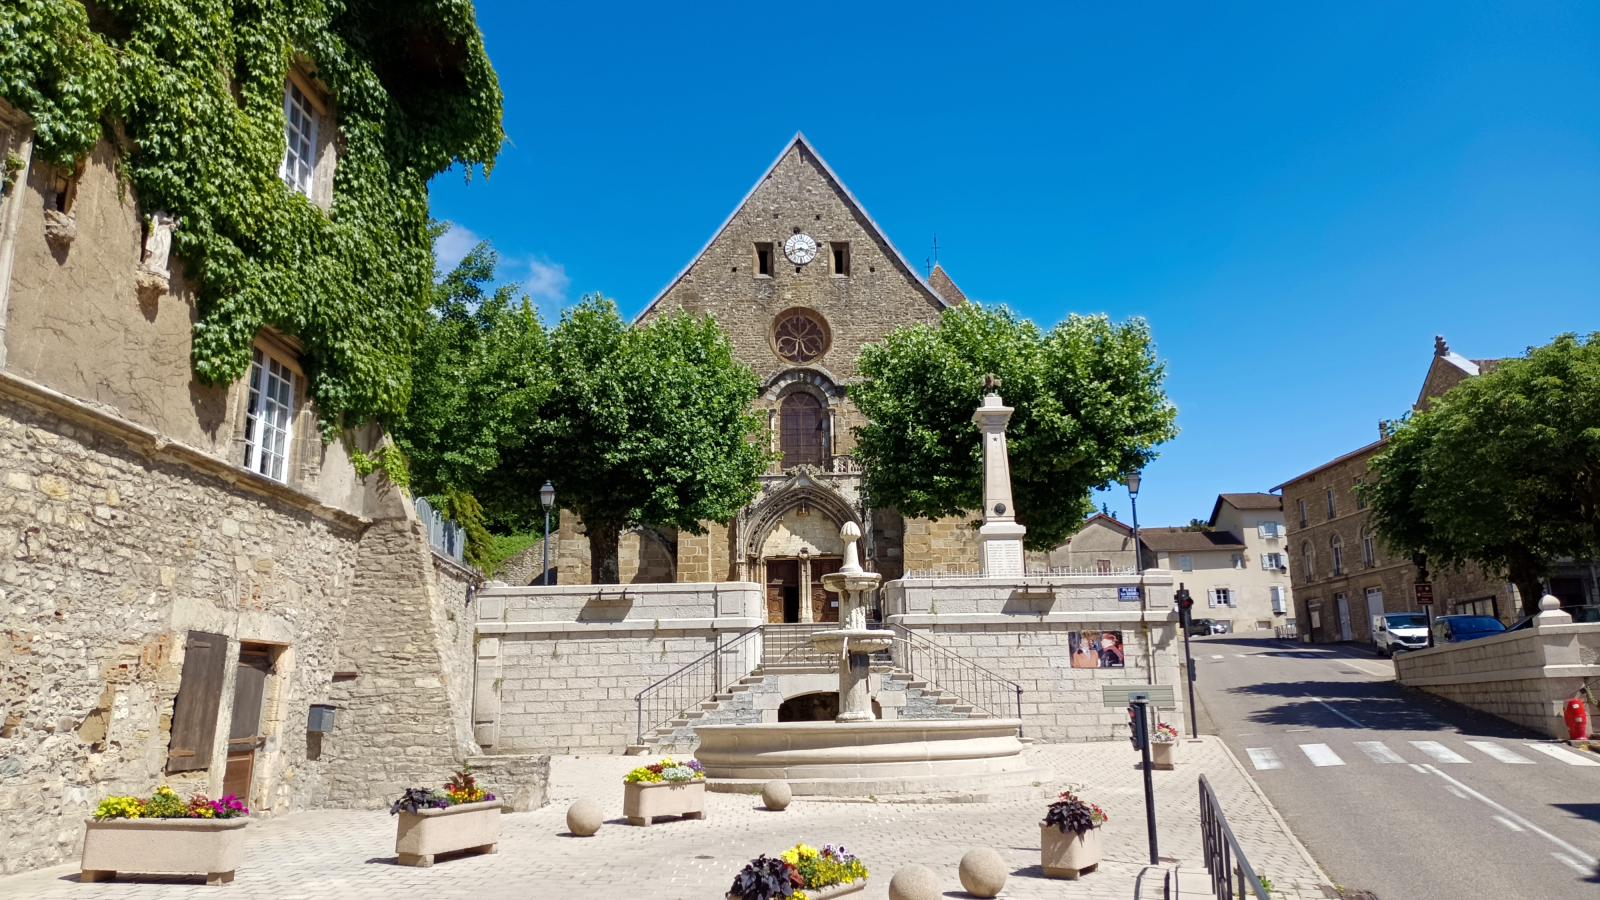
[927,264,968,306]
[1208,492,1282,526]
[1138,528,1246,552]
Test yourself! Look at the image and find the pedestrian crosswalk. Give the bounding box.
[1246,738,1600,770]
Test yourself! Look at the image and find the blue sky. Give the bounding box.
[428,1,1600,529]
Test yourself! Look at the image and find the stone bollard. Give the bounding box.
[761,780,792,811]
[958,848,1007,897]
[566,799,602,836]
[888,864,941,900]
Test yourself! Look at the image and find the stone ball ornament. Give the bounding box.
[566,798,602,836]
[958,847,1007,897]
[760,779,791,811]
[887,864,941,900]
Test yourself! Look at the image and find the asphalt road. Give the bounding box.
[1188,633,1600,899]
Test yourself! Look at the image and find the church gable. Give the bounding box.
[638,134,950,382]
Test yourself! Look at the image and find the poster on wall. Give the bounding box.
[1068,631,1125,668]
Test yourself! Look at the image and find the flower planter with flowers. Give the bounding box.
[623,757,706,826]
[390,768,501,867]
[727,843,869,899]
[1040,791,1108,879]
[82,786,250,885]
[1151,722,1180,770]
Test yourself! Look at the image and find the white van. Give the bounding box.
[1371,612,1429,656]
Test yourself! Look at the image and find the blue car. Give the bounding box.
[1430,614,1506,644]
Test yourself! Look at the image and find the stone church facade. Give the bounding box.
[554,134,986,616]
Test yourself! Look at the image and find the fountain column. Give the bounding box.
[973,378,1027,577]
[816,522,889,723]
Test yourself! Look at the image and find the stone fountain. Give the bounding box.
[810,521,891,723]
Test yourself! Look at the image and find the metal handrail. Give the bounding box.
[888,624,1025,736]
[633,626,761,745]
[1198,774,1270,900]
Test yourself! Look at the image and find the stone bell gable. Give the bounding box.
[636,132,952,383]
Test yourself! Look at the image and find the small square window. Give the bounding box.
[279,81,319,198]
[1179,555,1193,572]
[245,348,295,483]
[1232,553,1246,569]
[755,243,773,277]
[831,242,850,276]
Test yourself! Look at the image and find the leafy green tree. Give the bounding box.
[1363,333,1600,616]
[852,303,1178,551]
[392,237,552,568]
[517,296,770,583]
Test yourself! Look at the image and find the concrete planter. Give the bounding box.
[1152,739,1177,770]
[1040,823,1102,878]
[81,816,249,885]
[624,779,706,826]
[395,799,502,867]
[729,880,865,900]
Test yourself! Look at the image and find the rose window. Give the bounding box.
[772,312,829,364]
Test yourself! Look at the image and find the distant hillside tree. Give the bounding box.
[851,303,1178,551]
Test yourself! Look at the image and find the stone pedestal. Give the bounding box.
[971,388,1027,576]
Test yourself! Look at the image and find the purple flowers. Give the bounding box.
[209,794,249,818]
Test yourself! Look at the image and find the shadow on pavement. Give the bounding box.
[1553,803,1600,825]
[1225,677,1535,738]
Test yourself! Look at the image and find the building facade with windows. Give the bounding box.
[0,58,491,871]
[1138,494,1293,632]
[1277,338,1519,645]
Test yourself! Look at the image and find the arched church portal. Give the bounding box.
[745,486,859,625]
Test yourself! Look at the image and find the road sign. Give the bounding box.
[1118,586,1141,601]
[1415,582,1434,605]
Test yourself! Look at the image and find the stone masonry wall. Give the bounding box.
[0,390,361,873]
[901,516,981,575]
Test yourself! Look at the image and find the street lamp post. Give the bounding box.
[540,481,555,586]
[1127,469,1143,574]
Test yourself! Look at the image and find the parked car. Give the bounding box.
[1431,614,1507,645]
[1187,618,1217,636]
[1371,613,1430,656]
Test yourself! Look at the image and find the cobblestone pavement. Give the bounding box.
[1,737,1332,899]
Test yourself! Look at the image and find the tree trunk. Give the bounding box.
[588,520,621,584]
[1507,553,1545,619]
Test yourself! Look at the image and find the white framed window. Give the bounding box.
[1365,586,1384,613]
[280,81,319,197]
[1231,553,1246,569]
[1271,585,1287,614]
[1262,552,1287,570]
[1258,521,1282,539]
[1361,529,1375,567]
[1208,588,1235,607]
[245,347,295,482]
[1179,554,1193,572]
[1330,536,1344,576]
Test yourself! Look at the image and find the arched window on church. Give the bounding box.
[780,393,826,468]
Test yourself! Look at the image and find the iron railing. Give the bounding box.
[414,497,465,563]
[761,623,837,668]
[1198,774,1269,900]
[900,564,1137,579]
[888,624,1024,734]
[634,627,761,745]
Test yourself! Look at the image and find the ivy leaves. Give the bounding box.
[851,303,1178,551]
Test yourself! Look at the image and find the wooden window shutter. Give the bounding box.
[167,630,229,773]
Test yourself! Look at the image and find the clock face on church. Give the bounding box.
[784,233,819,265]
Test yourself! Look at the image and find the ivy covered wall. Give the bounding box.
[0,0,504,436]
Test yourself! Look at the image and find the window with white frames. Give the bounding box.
[1366,586,1384,613]
[1361,529,1375,567]
[1271,585,1287,614]
[1331,535,1344,575]
[245,348,295,482]
[1208,588,1235,607]
[279,81,318,197]
[1179,555,1193,572]
[1262,552,1287,570]
[1232,553,1246,569]
[1258,521,1282,539]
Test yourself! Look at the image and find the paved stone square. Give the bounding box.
[0,738,1331,899]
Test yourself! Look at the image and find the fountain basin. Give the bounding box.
[694,719,1044,799]
[810,628,894,656]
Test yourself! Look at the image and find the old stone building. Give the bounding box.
[1139,494,1294,633]
[1277,338,1517,644]
[556,134,981,615]
[0,87,498,872]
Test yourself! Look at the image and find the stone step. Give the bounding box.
[935,696,958,706]
[729,684,752,693]
[951,705,974,714]
[684,710,707,720]
[713,692,734,701]
[700,701,719,710]
[903,680,930,690]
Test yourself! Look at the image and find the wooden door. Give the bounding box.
[811,558,842,623]
[766,560,800,623]
[224,646,272,801]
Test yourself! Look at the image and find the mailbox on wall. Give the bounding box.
[308,704,337,733]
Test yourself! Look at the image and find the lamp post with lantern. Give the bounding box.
[1127,469,1143,574]
[540,481,555,586]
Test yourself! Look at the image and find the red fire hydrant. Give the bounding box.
[1563,698,1589,741]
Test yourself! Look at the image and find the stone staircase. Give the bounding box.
[631,663,986,755]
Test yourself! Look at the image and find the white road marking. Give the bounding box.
[1524,743,1600,766]
[1424,765,1598,866]
[1246,748,1283,770]
[1445,784,1467,798]
[1338,659,1394,678]
[1355,741,1406,763]
[1492,815,1524,832]
[1308,696,1365,728]
[1553,853,1592,875]
[1212,654,1225,659]
[1235,654,1248,658]
[1465,741,1535,764]
[1410,741,1470,763]
[1299,743,1345,767]
[1409,763,1428,773]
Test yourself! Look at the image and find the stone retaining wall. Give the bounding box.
[1394,609,1600,738]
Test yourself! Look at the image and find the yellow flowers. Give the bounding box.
[780,844,820,865]
[94,796,145,820]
